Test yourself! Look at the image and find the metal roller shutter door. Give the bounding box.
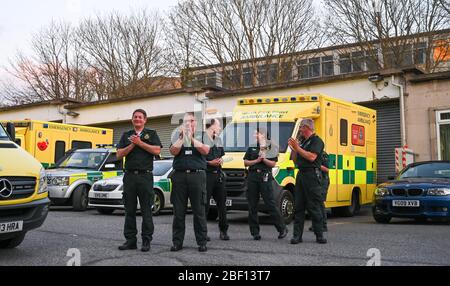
[94,116,174,158]
[359,99,401,183]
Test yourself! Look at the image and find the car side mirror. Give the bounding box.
[6,122,15,142]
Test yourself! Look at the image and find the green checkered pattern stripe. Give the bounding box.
[328,154,376,185]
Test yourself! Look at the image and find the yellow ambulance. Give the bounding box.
[0,122,49,248]
[0,120,113,168]
[217,94,377,223]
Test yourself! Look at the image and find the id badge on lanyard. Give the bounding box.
[185,149,193,156]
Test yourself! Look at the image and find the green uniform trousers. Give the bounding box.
[246,171,285,236]
[205,172,229,232]
[171,171,208,247]
[122,173,154,242]
[321,175,330,229]
[293,170,324,238]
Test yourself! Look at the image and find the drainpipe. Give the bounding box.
[194,92,208,132]
[391,75,407,147]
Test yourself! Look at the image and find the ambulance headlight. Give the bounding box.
[374,187,390,197]
[38,168,48,194]
[272,167,280,178]
[49,176,70,186]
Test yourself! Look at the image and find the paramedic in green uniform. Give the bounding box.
[288,118,327,244]
[244,127,288,241]
[169,112,210,252]
[117,109,162,252]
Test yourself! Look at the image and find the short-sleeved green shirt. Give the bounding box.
[204,134,225,171]
[295,134,324,169]
[171,131,207,171]
[118,128,162,171]
[243,142,279,172]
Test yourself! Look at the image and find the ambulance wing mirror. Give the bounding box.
[6,122,16,142]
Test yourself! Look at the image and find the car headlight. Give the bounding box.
[48,176,70,186]
[272,167,280,178]
[38,168,48,194]
[428,188,450,196]
[374,187,390,197]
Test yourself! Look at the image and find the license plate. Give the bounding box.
[210,199,232,207]
[392,200,420,207]
[94,193,109,199]
[0,221,23,234]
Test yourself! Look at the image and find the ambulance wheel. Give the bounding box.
[96,208,115,215]
[278,189,294,224]
[0,232,26,249]
[152,190,164,216]
[334,190,360,217]
[72,185,89,211]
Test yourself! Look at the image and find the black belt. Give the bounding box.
[206,169,221,174]
[176,169,204,173]
[124,170,152,175]
[249,169,269,173]
[298,168,319,173]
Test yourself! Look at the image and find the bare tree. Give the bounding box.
[2,10,171,105]
[167,0,323,89]
[324,0,450,73]
[77,10,168,99]
[2,22,95,105]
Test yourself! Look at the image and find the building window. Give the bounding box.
[415,42,427,64]
[352,51,365,72]
[437,110,450,160]
[268,64,278,83]
[340,119,348,146]
[258,65,268,85]
[308,57,321,78]
[243,68,253,87]
[297,59,309,79]
[322,56,334,76]
[365,49,379,71]
[206,72,217,86]
[339,54,352,74]
[281,63,293,81]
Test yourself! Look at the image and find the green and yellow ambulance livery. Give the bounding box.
[46,146,123,211]
[219,94,377,223]
[0,120,113,168]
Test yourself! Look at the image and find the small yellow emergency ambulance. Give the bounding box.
[0,122,49,248]
[217,94,377,223]
[0,120,113,168]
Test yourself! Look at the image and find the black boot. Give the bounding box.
[198,245,207,252]
[220,231,230,241]
[170,244,183,252]
[290,237,303,244]
[118,240,137,251]
[278,227,288,239]
[316,234,327,244]
[141,237,151,252]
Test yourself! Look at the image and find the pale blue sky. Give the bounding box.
[0,0,178,77]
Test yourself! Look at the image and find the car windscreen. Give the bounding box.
[153,161,173,176]
[0,124,9,140]
[55,151,107,170]
[400,162,450,179]
[222,122,295,153]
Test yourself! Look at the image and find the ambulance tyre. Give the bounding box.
[0,232,26,249]
[278,189,294,224]
[72,185,89,211]
[333,190,360,217]
[96,208,115,215]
